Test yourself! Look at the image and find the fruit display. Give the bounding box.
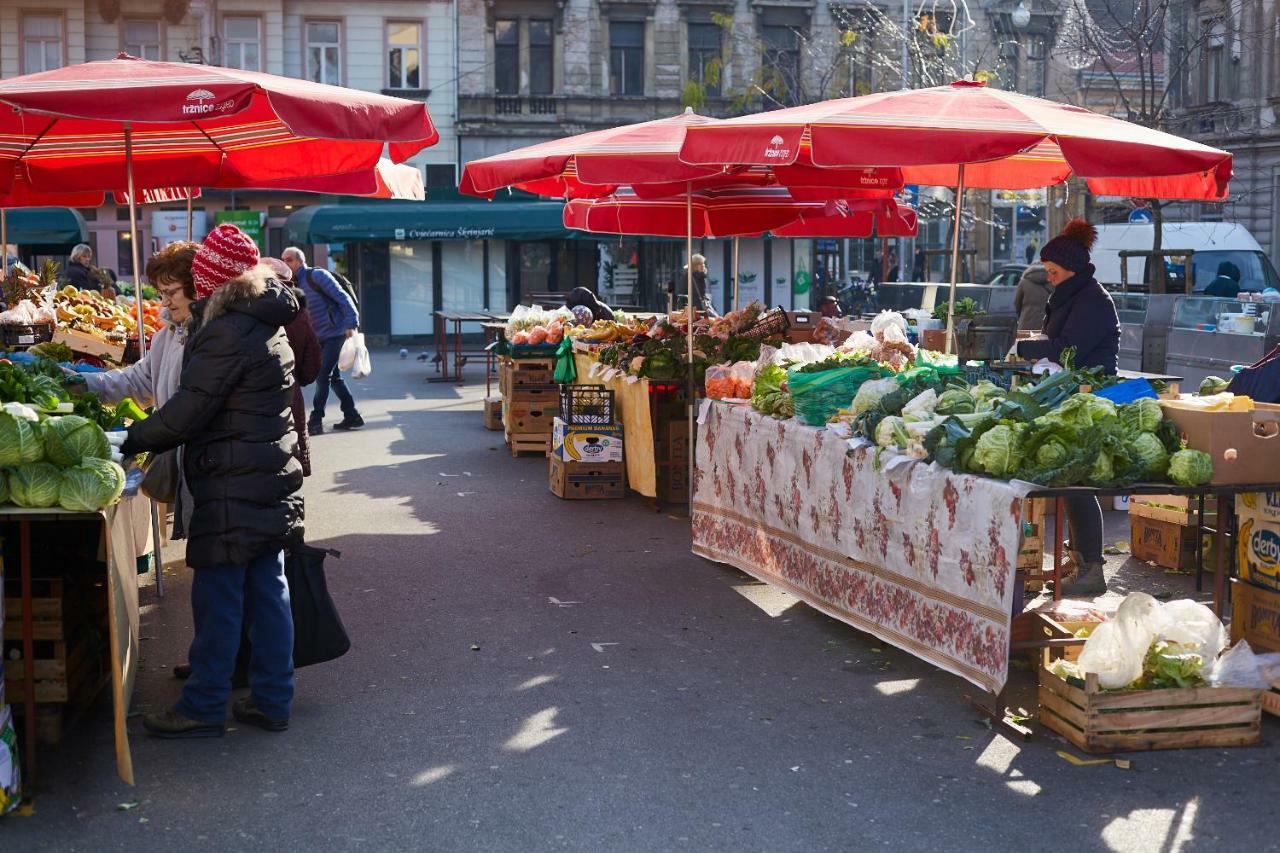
[53,285,162,345]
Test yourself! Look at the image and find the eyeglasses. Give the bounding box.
[157,285,186,301]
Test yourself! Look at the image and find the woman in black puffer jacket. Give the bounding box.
[122,224,303,739]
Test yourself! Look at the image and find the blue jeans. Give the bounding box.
[177,551,295,723]
[312,335,358,422]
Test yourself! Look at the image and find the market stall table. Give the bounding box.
[691,399,1280,699]
[430,311,509,385]
[3,491,153,789]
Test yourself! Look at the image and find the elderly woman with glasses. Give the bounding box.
[69,241,199,537]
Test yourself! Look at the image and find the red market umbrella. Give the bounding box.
[680,80,1234,352]
[0,54,437,357]
[257,158,426,200]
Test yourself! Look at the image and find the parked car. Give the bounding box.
[1093,221,1280,293]
[987,264,1028,288]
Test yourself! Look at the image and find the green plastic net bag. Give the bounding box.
[787,365,885,426]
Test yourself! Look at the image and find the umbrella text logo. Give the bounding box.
[182,89,233,116]
[764,135,791,160]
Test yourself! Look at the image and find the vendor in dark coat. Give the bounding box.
[1017,220,1120,373]
[565,286,615,323]
[1204,260,1243,298]
[123,223,303,739]
[1016,218,1119,599]
[64,244,100,291]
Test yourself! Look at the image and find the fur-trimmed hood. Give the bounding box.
[190,265,299,330]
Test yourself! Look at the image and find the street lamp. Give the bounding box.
[1012,1,1032,28]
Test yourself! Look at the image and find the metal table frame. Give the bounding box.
[430,311,509,385]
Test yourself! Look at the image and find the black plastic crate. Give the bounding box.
[559,385,615,426]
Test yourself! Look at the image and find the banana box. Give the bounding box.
[551,417,624,463]
[1238,492,1280,592]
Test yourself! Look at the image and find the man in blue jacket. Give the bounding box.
[283,247,363,432]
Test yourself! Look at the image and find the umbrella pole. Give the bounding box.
[124,123,146,360]
[686,182,695,506]
[944,164,967,357]
[732,236,740,311]
[1,208,7,279]
[186,191,194,240]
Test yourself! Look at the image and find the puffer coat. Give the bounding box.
[121,267,304,569]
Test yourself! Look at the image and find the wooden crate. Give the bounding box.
[52,328,125,362]
[1038,665,1261,753]
[3,629,105,704]
[1264,680,1280,718]
[1020,498,1048,588]
[1130,494,1217,527]
[501,358,556,391]
[484,396,504,431]
[548,457,626,500]
[3,577,106,642]
[507,433,551,457]
[1130,514,1203,571]
[1230,578,1280,654]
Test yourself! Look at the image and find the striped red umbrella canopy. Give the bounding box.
[680,80,1232,201]
[0,54,438,195]
[460,109,904,200]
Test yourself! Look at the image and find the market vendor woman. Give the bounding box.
[1016,218,1120,596]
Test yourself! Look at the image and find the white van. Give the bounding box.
[1092,221,1280,293]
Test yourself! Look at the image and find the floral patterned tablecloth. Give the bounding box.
[691,401,1030,694]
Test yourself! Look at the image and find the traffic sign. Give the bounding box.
[1128,208,1154,223]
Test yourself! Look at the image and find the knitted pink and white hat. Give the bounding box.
[191,223,260,298]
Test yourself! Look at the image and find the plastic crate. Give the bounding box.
[559,385,615,426]
[738,307,789,341]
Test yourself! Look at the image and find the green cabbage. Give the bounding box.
[1128,432,1169,479]
[9,462,62,508]
[0,409,42,466]
[1087,449,1115,486]
[1035,437,1071,468]
[43,415,111,467]
[1198,376,1230,396]
[972,423,1024,478]
[1119,398,1163,434]
[970,380,1006,407]
[1168,449,1213,486]
[1038,393,1116,430]
[935,388,976,416]
[850,377,900,416]
[59,458,126,512]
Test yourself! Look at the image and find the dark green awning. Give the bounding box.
[285,199,573,243]
[0,207,88,249]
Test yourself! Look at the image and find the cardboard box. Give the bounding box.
[1130,514,1207,571]
[484,396,503,431]
[1237,492,1280,593]
[551,417,624,463]
[548,456,626,500]
[507,408,556,435]
[657,459,690,504]
[1160,402,1280,485]
[784,311,820,344]
[1230,578,1280,654]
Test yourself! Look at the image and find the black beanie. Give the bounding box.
[1039,218,1098,274]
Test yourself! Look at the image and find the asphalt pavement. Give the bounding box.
[4,348,1279,852]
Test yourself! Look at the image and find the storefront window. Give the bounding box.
[519,242,552,301]
[488,240,507,311]
[990,189,1046,269]
[389,241,434,335]
[442,241,486,312]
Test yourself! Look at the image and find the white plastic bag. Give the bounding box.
[338,334,358,372]
[1207,640,1271,689]
[1077,592,1162,689]
[350,333,372,379]
[1157,599,1228,663]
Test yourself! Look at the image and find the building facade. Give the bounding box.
[0,0,456,285]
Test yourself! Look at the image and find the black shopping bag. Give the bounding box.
[286,543,351,668]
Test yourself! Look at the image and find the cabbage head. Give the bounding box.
[43,415,111,467]
[59,457,126,512]
[972,423,1024,478]
[1087,450,1115,486]
[851,377,900,416]
[936,388,976,416]
[1168,449,1213,486]
[9,462,62,507]
[1120,398,1163,434]
[1128,432,1169,479]
[1035,437,1071,469]
[0,409,43,466]
[1042,393,1117,430]
[970,380,1006,406]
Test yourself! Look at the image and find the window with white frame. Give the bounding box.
[224,16,261,71]
[387,22,422,89]
[1203,20,1226,102]
[22,14,63,74]
[305,21,342,85]
[124,19,162,60]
